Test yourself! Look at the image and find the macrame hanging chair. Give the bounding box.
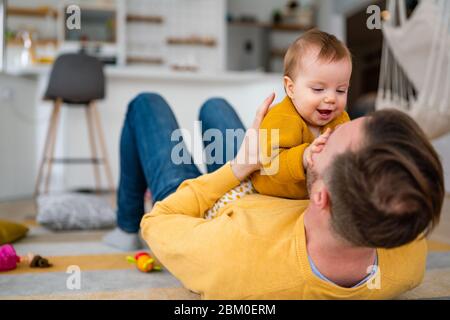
[376,0,450,140]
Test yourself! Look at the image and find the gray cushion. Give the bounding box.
[37,193,116,230]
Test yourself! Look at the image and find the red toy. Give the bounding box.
[126,252,161,273]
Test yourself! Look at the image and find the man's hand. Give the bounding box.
[303,128,331,169]
[231,93,276,181]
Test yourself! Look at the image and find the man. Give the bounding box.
[126,92,444,299]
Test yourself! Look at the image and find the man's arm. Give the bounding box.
[140,93,276,296]
[140,163,242,295]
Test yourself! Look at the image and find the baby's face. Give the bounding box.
[285,49,352,128]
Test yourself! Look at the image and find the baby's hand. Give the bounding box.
[303,128,332,169]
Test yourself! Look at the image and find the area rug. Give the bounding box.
[0,222,449,300]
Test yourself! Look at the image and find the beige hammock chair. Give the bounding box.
[376,0,450,140]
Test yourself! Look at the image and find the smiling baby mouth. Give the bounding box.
[317,109,333,116]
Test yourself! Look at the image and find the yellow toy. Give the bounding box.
[126,252,161,273]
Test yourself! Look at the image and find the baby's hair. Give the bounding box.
[284,29,352,80]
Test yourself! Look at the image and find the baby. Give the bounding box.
[206,29,352,218]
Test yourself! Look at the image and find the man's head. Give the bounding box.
[283,29,352,128]
[308,109,444,248]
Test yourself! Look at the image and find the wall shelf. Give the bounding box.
[228,21,314,32]
[270,23,313,32]
[7,38,58,47]
[7,6,58,18]
[126,56,164,65]
[166,37,216,47]
[171,64,198,72]
[126,14,163,24]
[270,48,287,58]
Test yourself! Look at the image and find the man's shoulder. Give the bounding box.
[380,236,427,263]
[378,237,427,287]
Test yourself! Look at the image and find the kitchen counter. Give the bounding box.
[6,64,282,83]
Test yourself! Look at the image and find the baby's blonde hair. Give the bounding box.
[284,29,352,80]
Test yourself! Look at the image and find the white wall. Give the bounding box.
[0,74,38,200]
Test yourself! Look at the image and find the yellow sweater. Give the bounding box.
[141,163,427,299]
[251,96,350,199]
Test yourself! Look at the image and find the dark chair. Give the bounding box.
[34,53,114,201]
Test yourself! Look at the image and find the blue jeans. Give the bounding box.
[117,93,246,232]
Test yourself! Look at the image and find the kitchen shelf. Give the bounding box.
[270,48,287,58]
[171,64,199,72]
[166,37,216,47]
[7,6,58,19]
[228,21,314,32]
[270,23,313,31]
[126,56,164,65]
[7,38,59,47]
[126,14,164,24]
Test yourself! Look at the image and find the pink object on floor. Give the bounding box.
[0,244,20,272]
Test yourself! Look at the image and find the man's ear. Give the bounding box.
[283,76,295,99]
[312,185,330,211]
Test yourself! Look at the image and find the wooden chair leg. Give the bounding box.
[86,103,101,193]
[44,99,62,194]
[91,102,115,205]
[34,104,59,198]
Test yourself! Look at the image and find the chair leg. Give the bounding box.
[44,99,62,194]
[34,101,60,198]
[91,102,115,205]
[86,103,101,193]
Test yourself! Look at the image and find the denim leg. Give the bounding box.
[116,111,147,233]
[117,93,201,232]
[199,98,246,173]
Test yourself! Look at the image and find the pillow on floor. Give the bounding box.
[0,219,29,245]
[36,193,116,231]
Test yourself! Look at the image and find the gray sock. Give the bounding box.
[102,227,143,251]
[138,232,150,250]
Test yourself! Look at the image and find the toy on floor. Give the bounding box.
[126,252,161,273]
[0,244,52,272]
[0,244,20,272]
[26,253,52,268]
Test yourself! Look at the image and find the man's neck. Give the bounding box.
[303,208,377,288]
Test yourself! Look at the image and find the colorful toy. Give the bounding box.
[0,244,20,272]
[0,244,52,272]
[126,252,161,273]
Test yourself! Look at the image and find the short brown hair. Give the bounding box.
[284,29,352,80]
[327,109,444,249]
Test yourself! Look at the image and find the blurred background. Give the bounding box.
[0,0,448,202]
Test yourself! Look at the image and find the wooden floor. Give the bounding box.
[1,194,450,245]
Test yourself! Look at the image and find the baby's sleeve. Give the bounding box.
[254,113,309,185]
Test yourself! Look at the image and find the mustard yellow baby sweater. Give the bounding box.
[251,96,350,199]
[141,163,427,299]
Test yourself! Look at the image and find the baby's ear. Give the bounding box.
[283,76,295,99]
